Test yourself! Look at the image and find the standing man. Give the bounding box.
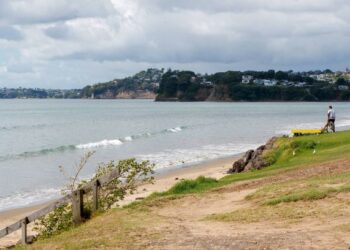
[326,105,336,132]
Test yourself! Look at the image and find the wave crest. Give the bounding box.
[76,139,123,149]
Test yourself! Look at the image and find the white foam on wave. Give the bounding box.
[76,139,123,149]
[167,127,183,133]
[124,136,133,141]
[137,143,260,171]
[0,188,61,212]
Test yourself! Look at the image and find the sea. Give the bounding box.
[1,99,350,212]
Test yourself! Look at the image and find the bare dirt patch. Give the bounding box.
[139,159,350,249]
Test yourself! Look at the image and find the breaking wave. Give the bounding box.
[0,126,188,161]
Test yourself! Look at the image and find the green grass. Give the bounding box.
[157,176,218,196]
[19,130,350,248]
[127,130,350,209]
[246,172,350,206]
[17,208,163,250]
[264,187,337,205]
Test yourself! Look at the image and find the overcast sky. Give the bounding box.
[1,0,350,88]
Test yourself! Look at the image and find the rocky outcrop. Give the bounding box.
[227,137,278,174]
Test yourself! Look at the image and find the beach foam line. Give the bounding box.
[138,142,261,171]
[0,188,61,212]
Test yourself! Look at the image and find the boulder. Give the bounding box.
[228,158,245,173]
[228,137,278,174]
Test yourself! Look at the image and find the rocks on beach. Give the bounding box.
[228,137,278,174]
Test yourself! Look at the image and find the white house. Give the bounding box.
[242,75,253,84]
[263,80,277,87]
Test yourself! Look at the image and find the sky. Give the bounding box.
[0,0,350,89]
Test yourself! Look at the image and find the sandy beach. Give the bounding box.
[0,156,236,248]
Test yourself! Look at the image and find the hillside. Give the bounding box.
[81,68,163,99]
[156,69,350,102]
[21,130,350,249]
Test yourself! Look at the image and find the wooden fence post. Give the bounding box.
[92,180,99,212]
[72,189,84,225]
[21,217,28,244]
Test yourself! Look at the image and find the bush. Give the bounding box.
[34,158,154,238]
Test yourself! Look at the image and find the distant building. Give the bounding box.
[200,80,213,86]
[295,82,307,87]
[262,79,277,87]
[242,75,253,84]
[338,85,349,91]
[253,79,264,85]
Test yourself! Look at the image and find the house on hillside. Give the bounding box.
[338,85,349,91]
[242,75,253,84]
[262,79,277,87]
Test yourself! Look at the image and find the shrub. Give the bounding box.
[34,157,154,238]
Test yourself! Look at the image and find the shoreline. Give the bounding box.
[0,155,237,248]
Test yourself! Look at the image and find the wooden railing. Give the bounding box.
[0,168,120,245]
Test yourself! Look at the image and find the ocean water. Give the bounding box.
[1,99,350,211]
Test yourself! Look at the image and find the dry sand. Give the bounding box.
[0,156,236,248]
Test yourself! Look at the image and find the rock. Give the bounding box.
[228,159,245,173]
[243,150,254,165]
[228,137,278,174]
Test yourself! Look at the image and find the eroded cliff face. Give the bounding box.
[156,85,232,102]
[115,90,156,99]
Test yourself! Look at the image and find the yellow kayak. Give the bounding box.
[292,129,323,136]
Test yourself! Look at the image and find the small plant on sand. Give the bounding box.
[34,153,154,238]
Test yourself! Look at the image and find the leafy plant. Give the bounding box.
[34,156,154,238]
[91,158,155,210]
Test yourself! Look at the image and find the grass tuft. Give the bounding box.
[263,188,337,205]
[162,176,218,195]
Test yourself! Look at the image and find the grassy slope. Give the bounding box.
[20,130,350,249]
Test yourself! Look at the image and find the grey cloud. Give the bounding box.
[139,0,348,13]
[44,24,73,40]
[7,63,33,73]
[0,0,115,25]
[2,0,350,89]
[0,26,23,40]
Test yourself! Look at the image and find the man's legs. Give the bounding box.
[323,121,330,132]
[331,120,335,132]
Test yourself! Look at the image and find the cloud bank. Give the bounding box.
[0,0,349,88]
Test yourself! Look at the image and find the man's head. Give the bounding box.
[329,105,333,109]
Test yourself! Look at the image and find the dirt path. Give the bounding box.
[138,159,350,249]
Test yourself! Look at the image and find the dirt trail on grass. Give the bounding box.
[140,159,350,249]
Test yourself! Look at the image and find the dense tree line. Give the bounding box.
[0,88,80,99]
[156,69,350,102]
